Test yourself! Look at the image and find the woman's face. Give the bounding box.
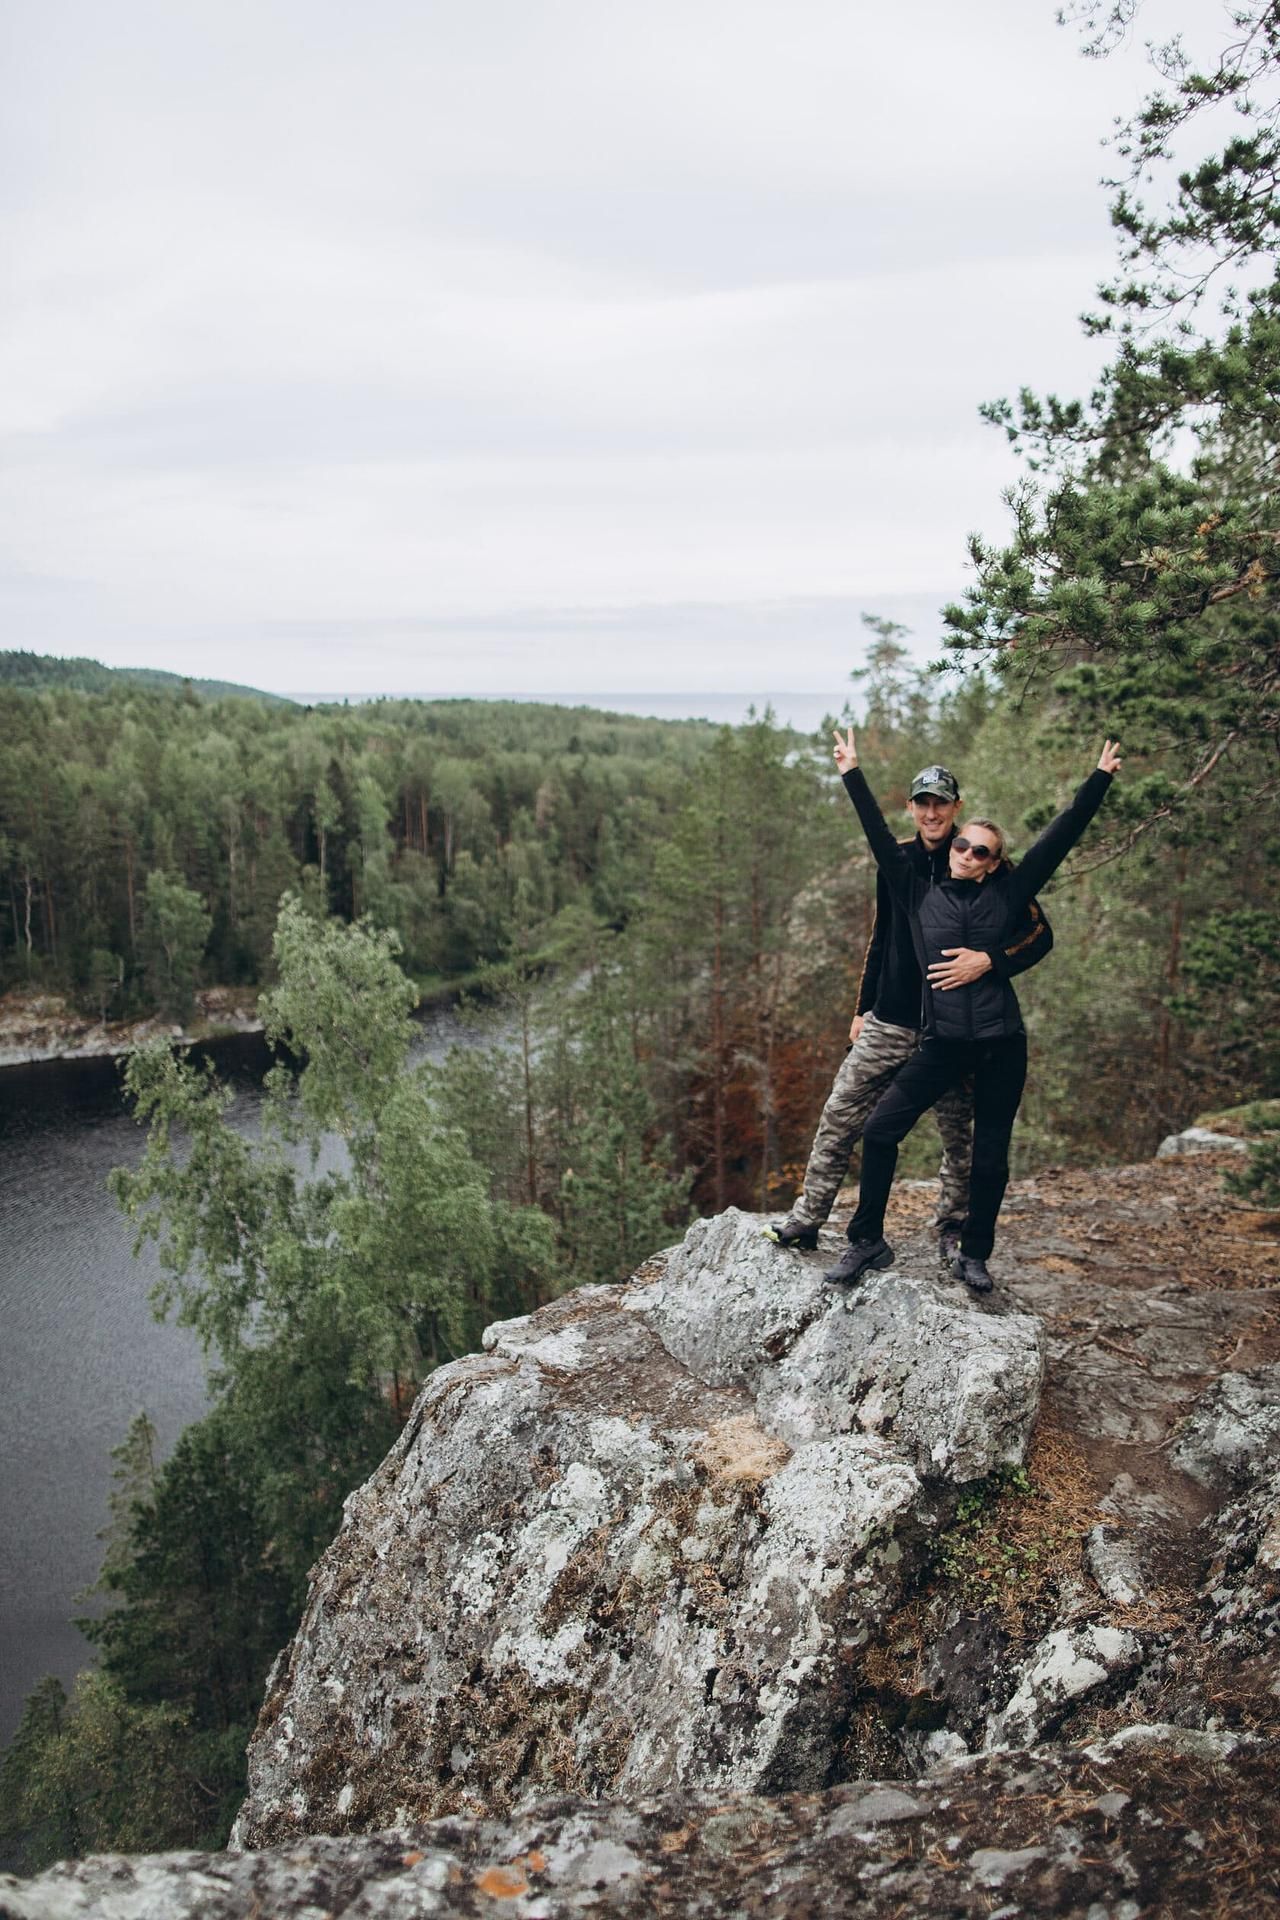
[949,822,1002,882]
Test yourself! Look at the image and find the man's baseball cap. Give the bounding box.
[909,765,960,803]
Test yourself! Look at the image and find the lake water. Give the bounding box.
[0,1006,487,1745]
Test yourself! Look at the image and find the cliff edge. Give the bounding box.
[3,1143,1278,1917]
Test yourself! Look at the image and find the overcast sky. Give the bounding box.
[2,0,1218,701]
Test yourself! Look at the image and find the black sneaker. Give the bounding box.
[953,1252,993,1294]
[938,1224,962,1263]
[761,1216,820,1252]
[824,1236,893,1285]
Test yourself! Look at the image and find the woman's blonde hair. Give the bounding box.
[963,817,1006,861]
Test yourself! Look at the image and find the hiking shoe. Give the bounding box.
[824,1236,893,1286]
[762,1216,820,1252]
[953,1252,993,1294]
[938,1223,962,1263]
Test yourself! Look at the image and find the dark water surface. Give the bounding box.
[0,1007,483,1745]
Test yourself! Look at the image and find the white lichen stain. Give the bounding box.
[517,1326,588,1370]
[585,1414,663,1472]
[448,1530,506,1614]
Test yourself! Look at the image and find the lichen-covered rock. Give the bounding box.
[1085,1525,1148,1609]
[625,1210,831,1388]
[1196,1464,1280,1684]
[1170,1366,1280,1492]
[986,1624,1143,1750]
[7,1734,1277,1919]
[633,1209,1043,1481]
[1155,1126,1249,1157]
[233,1210,1043,1846]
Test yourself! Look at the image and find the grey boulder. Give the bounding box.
[1171,1365,1280,1491]
[233,1209,1043,1847]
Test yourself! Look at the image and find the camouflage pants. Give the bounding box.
[789,1011,972,1230]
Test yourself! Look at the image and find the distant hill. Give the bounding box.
[0,650,294,706]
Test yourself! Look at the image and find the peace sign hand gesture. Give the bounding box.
[1097,738,1123,775]
[832,727,858,775]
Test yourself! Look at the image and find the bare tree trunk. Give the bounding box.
[522,990,537,1207]
[125,839,137,953]
[757,951,784,1211]
[1155,847,1188,1128]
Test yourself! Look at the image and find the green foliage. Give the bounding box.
[546,963,692,1281]
[0,900,565,1866]
[83,946,123,1023]
[1225,1110,1280,1207]
[1172,902,1280,1080]
[139,871,211,1019]
[948,2,1279,839]
[934,1465,1042,1600]
[85,1401,308,1715]
[636,719,843,1211]
[89,1411,159,1593]
[555,1013,692,1285]
[0,1673,214,1875]
[0,648,290,703]
[0,682,722,1005]
[429,956,692,1287]
[112,897,559,1393]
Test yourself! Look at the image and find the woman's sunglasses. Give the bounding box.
[953,836,997,860]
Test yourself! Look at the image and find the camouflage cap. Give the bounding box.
[909,764,960,802]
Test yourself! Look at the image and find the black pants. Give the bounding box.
[846,1033,1028,1260]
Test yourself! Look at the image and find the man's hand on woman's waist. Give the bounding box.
[927,947,994,991]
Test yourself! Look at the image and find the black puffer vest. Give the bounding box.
[915,867,1024,1041]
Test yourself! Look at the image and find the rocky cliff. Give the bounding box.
[232,1208,1042,1841]
[2,1726,1271,1918]
[3,1141,1278,1918]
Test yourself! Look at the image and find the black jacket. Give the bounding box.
[844,766,1114,1041]
[854,829,1053,1031]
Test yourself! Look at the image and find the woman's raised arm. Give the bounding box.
[1009,738,1121,907]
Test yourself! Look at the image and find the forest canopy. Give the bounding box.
[0,675,721,1011]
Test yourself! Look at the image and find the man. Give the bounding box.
[764,763,1052,1262]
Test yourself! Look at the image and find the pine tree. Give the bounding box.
[946,1,1279,839]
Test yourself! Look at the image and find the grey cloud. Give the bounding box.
[0,0,1214,686]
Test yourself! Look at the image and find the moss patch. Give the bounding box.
[1192,1098,1280,1138]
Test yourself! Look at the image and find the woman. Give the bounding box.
[827,726,1122,1294]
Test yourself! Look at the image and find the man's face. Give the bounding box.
[909,793,960,848]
